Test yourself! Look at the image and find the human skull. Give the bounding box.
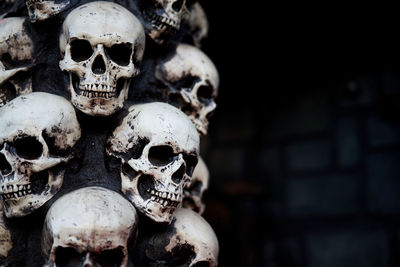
[0,17,34,107]
[135,208,219,267]
[59,1,146,116]
[0,203,12,261]
[182,156,209,215]
[155,43,219,136]
[42,186,138,267]
[26,0,70,22]
[0,92,81,218]
[140,0,187,45]
[106,102,199,223]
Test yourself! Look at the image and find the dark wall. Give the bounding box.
[199,4,400,267]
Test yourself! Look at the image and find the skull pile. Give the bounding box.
[0,0,220,266]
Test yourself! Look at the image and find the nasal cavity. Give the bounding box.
[172,164,185,184]
[92,55,106,74]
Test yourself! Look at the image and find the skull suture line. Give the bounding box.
[106,102,199,224]
[155,43,219,136]
[59,1,145,116]
[140,0,187,45]
[134,208,219,267]
[182,156,209,215]
[42,186,138,267]
[26,0,70,22]
[0,92,81,218]
[0,17,34,107]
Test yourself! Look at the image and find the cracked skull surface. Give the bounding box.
[155,43,219,136]
[140,0,187,45]
[106,102,199,223]
[0,17,34,107]
[59,1,145,116]
[182,156,209,215]
[0,92,81,218]
[42,186,138,267]
[26,0,70,22]
[135,208,219,267]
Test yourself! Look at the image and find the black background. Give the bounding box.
[198,3,400,267]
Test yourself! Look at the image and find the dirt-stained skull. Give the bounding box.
[26,0,70,22]
[0,17,34,107]
[134,208,219,267]
[42,186,138,267]
[106,102,199,223]
[182,156,209,215]
[59,1,145,116]
[0,92,81,218]
[140,0,188,45]
[155,43,219,136]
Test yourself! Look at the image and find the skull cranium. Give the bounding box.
[0,17,34,107]
[182,156,209,215]
[106,102,199,223]
[42,186,138,267]
[134,208,219,267]
[59,1,146,116]
[0,92,81,218]
[155,43,219,136]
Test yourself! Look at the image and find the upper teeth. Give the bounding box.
[0,184,32,200]
[78,84,116,98]
[147,188,181,207]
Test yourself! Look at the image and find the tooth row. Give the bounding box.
[1,183,31,194]
[1,189,33,200]
[147,12,178,29]
[81,84,116,92]
[79,90,116,98]
[147,189,180,207]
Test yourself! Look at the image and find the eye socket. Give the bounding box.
[0,53,17,70]
[148,145,176,166]
[55,247,83,267]
[70,39,93,62]
[14,136,43,160]
[172,0,184,12]
[105,43,132,66]
[197,85,214,104]
[174,76,199,90]
[0,153,12,176]
[183,154,198,176]
[96,248,124,267]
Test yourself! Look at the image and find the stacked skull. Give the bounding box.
[0,0,219,266]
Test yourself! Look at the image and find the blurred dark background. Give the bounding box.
[198,3,400,267]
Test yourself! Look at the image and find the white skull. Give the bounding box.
[0,17,34,107]
[0,92,81,218]
[26,0,70,22]
[0,203,12,261]
[42,186,138,267]
[106,102,199,223]
[155,43,219,136]
[182,156,209,215]
[135,208,219,267]
[59,1,146,116]
[141,0,187,44]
